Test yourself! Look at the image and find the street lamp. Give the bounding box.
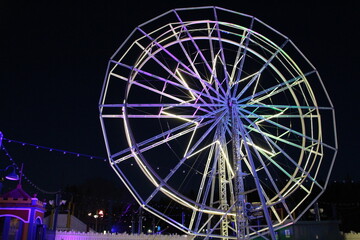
[0,165,19,193]
[91,210,104,232]
[94,213,99,232]
[1,165,20,181]
[1,165,19,181]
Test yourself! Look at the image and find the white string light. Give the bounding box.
[3,138,107,161]
[0,145,59,195]
[1,137,108,195]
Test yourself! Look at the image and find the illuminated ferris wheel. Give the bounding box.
[99,6,337,240]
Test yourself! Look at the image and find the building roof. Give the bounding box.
[1,184,31,199]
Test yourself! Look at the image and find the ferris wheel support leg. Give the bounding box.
[231,100,276,240]
[250,170,276,240]
[235,118,277,240]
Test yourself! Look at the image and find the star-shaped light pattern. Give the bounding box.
[99,6,337,239]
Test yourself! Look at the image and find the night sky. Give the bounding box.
[0,1,358,197]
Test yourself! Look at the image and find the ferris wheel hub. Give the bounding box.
[227,97,238,107]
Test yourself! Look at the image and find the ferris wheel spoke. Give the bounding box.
[260,188,283,222]
[114,118,215,164]
[156,141,218,220]
[175,67,226,105]
[134,40,223,106]
[246,120,321,157]
[234,110,277,235]
[213,8,231,93]
[112,108,225,163]
[197,145,233,217]
[248,81,307,107]
[251,128,322,183]
[136,26,227,101]
[122,118,219,163]
[238,137,282,199]
[168,27,221,105]
[161,111,227,183]
[239,104,319,120]
[239,70,318,108]
[238,108,308,158]
[110,62,225,105]
[229,32,251,89]
[237,74,301,104]
[250,143,311,200]
[194,142,217,208]
[172,12,227,96]
[239,112,322,189]
[176,64,226,105]
[213,49,232,91]
[168,24,201,77]
[236,39,289,100]
[109,70,185,103]
[239,102,332,119]
[145,111,228,204]
[134,40,197,88]
[231,19,254,97]
[207,22,219,92]
[101,103,222,118]
[238,116,314,205]
[194,134,233,229]
[230,54,244,86]
[239,107,323,151]
[183,110,228,160]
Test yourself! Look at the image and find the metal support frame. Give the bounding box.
[230,99,248,240]
[217,124,230,238]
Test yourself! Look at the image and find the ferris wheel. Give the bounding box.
[99,6,337,240]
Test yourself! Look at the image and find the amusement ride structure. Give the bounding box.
[99,6,337,239]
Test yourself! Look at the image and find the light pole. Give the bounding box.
[94,214,99,232]
[49,192,66,234]
[88,210,104,232]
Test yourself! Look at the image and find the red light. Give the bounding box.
[98,210,104,217]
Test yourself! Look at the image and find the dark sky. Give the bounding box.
[0,1,358,196]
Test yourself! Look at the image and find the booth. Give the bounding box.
[0,184,46,240]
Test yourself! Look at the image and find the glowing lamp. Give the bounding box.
[2,165,19,181]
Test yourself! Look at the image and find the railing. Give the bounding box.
[53,231,191,240]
